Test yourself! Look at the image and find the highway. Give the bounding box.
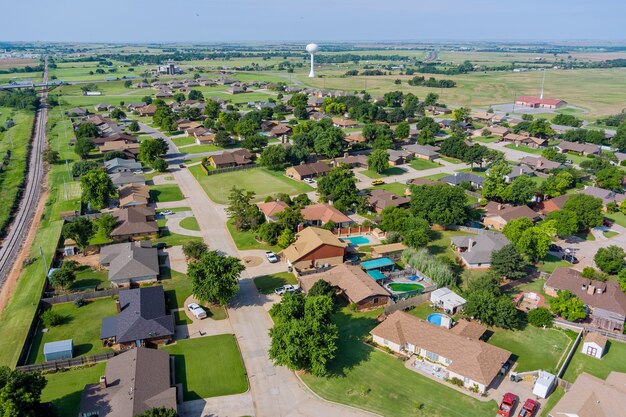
[0,57,48,284]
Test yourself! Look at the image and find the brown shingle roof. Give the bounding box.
[301,203,352,225]
[256,200,289,218]
[584,332,608,349]
[288,162,332,177]
[483,202,541,222]
[549,372,626,417]
[111,206,158,237]
[119,184,150,207]
[371,311,511,386]
[371,243,407,256]
[282,227,347,263]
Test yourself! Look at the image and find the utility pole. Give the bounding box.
[63,178,68,200]
[39,247,48,275]
[66,159,71,179]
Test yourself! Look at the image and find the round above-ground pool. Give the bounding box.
[386,282,424,293]
[427,313,453,328]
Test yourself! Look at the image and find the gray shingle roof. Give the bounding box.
[99,242,159,282]
[451,232,510,265]
[441,172,484,186]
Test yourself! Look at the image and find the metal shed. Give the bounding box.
[43,339,73,362]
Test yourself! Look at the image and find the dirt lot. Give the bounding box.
[0,59,37,69]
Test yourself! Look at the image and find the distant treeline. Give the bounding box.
[0,65,44,75]
[0,89,40,110]
[408,76,456,88]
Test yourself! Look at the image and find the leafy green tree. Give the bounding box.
[241,134,268,151]
[541,147,566,163]
[287,93,308,108]
[545,210,579,237]
[152,157,168,172]
[516,226,551,261]
[110,108,126,120]
[410,184,468,226]
[62,217,95,253]
[494,296,519,329]
[188,90,204,101]
[139,137,168,165]
[563,194,603,230]
[0,366,47,417]
[490,244,527,279]
[214,130,233,147]
[80,169,116,209]
[277,228,296,249]
[618,269,626,293]
[423,92,438,106]
[226,187,264,231]
[482,163,510,201]
[541,171,574,197]
[595,166,624,191]
[188,251,245,305]
[394,121,410,140]
[367,149,389,174]
[103,150,128,161]
[308,280,335,298]
[259,145,288,170]
[550,290,587,321]
[503,217,534,244]
[74,137,95,159]
[256,222,283,245]
[502,175,536,205]
[182,240,209,260]
[135,407,178,417]
[128,120,140,132]
[75,122,99,139]
[42,146,59,164]
[95,214,118,239]
[269,293,338,377]
[552,113,583,127]
[403,220,431,249]
[594,245,625,274]
[49,268,76,289]
[276,206,303,232]
[316,165,360,212]
[465,290,518,329]
[313,128,344,158]
[71,160,99,177]
[527,307,553,327]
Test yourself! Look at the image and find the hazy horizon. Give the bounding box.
[1,0,625,43]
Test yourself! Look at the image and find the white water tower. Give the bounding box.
[306,43,319,78]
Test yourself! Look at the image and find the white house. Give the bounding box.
[533,371,556,399]
[430,287,466,314]
[370,311,511,393]
[581,332,607,359]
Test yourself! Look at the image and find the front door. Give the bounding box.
[586,346,597,357]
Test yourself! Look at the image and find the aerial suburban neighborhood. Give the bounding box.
[0,3,626,417]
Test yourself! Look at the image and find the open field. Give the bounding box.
[42,363,106,417]
[301,307,498,417]
[163,335,248,400]
[189,165,313,204]
[0,58,38,68]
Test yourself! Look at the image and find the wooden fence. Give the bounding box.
[16,352,116,373]
[41,288,120,306]
[203,163,258,176]
[553,318,626,342]
[384,292,432,315]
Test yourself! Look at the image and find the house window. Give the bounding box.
[425,350,439,362]
[373,297,379,304]
[383,339,389,346]
[464,377,470,385]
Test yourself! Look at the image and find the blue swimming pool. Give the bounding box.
[427,313,450,327]
[342,236,370,245]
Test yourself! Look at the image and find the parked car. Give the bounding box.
[499,360,512,376]
[518,399,539,417]
[603,219,614,227]
[187,303,207,319]
[562,254,579,264]
[549,244,563,253]
[132,169,143,175]
[265,251,279,263]
[154,242,166,249]
[274,284,299,296]
[303,177,315,183]
[179,164,185,168]
[161,210,174,215]
[498,392,518,417]
[372,179,385,185]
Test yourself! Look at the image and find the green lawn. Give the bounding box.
[486,326,572,373]
[457,167,488,177]
[406,302,438,320]
[189,165,313,204]
[473,136,498,143]
[562,339,626,382]
[368,182,409,196]
[162,335,248,400]
[181,144,224,153]
[409,159,441,171]
[361,167,406,179]
[254,272,297,294]
[179,216,200,231]
[155,228,203,247]
[172,135,198,147]
[27,298,116,364]
[427,230,475,261]
[301,307,498,417]
[150,184,184,203]
[538,254,570,274]
[439,156,463,164]
[540,385,564,417]
[504,143,543,155]
[603,230,619,238]
[70,266,109,290]
[226,219,279,252]
[605,211,626,228]
[161,268,192,310]
[42,363,106,417]
[422,172,449,181]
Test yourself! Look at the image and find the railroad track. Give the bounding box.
[0,58,48,284]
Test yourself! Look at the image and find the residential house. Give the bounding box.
[79,347,177,417]
[547,372,626,417]
[100,286,175,350]
[535,194,570,215]
[118,184,150,208]
[344,133,367,145]
[99,241,159,287]
[177,119,203,131]
[66,107,88,117]
[110,206,159,241]
[430,287,467,315]
[307,96,325,108]
[109,172,146,188]
[256,200,289,222]
[285,162,332,181]
[367,189,410,213]
[387,149,412,166]
[104,158,142,174]
[545,268,626,332]
[124,102,146,111]
[402,144,440,160]
[579,185,626,207]
[440,172,484,189]
[504,164,534,182]
[614,152,626,166]
[281,227,347,271]
[426,105,452,115]
[227,86,245,94]
[332,153,368,169]
[451,232,510,269]
[99,141,140,159]
[370,311,511,393]
[371,243,407,261]
[581,332,607,359]
[501,133,547,148]
[482,202,541,230]
[485,126,510,137]
[268,123,292,139]
[95,103,114,112]
[298,263,390,310]
[557,140,601,155]
[135,104,157,117]
[519,156,563,172]
[332,118,358,128]
[301,203,352,228]
[155,90,173,99]
[515,96,567,109]
[92,132,138,147]
[207,149,254,169]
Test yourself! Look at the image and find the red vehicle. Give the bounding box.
[603,219,614,227]
[498,392,518,417]
[518,399,539,417]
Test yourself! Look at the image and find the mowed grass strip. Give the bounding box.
[179,216,200,231]
[42,363,106,417]
[150,184,184,203]
[163,334,248,400]
[562,339,626,382]
[189,165,313,204]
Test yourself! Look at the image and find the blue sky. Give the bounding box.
[1,0,625,43]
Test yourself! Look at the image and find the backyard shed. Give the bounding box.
[533,371,556,399]
[581,332,607,359]
[43,339,74,362]
[430,287,467,315]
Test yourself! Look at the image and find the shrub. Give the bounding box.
[74,298,86,308]
[449,377,464,387]
[581,267,596,279]
[41,310,63,327]
[527,307,553,327]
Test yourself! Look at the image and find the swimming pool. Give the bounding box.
[427,313,452,328]
[342,236,370,245]
[386,282,424,293]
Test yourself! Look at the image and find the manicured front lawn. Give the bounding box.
[42,363,106,417]
[562,339,626,382]
[361,167,406,179]
[180,143,224,153]
[603,230,619,238]
[439,156,462,164]
[179,216,200,231]
[162,335,248,400]
[409,159,441,171]
[27,298,117,364]
[226,219,279,252]
[486,326,572,373]
[150,184,184,203]
[190,165,313,204]
[538,254,570,274]
[368,181,409,196]
[70,265,109,290]
[155,228,203,247]
[605,211,626,228]
[301,307,498,417]
[504,143,543,155]
[254,272,297,294]
[171,135,197,147]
